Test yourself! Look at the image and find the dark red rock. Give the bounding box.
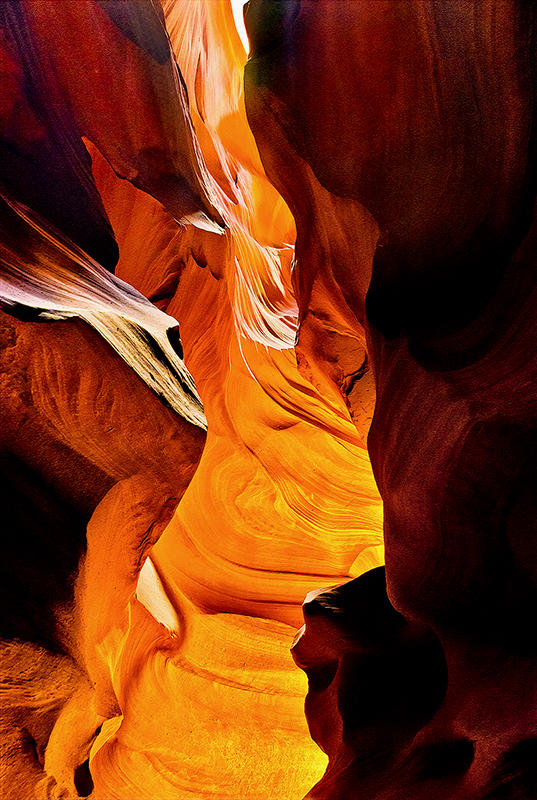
[245,2,537,797]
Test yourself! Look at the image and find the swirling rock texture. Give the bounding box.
[0,1,383,799]
[245,1,537,799]
[3,1,534,799]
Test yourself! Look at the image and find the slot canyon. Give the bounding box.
[0,2,536,799]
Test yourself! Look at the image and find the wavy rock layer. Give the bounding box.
[86,3,382,796]
[0,2,383,799]
[245,1,537,798]
[0,302,204,798]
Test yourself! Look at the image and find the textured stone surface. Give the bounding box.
[0,2,383,798]
[245,1,537,797]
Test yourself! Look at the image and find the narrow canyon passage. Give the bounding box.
[1,2,536,800]
[0,1,381,797]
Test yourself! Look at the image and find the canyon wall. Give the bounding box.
[245,1,537,798]
[1,1,535,799]
[0,2,381,798]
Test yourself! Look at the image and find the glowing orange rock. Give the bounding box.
[82,3,383,797]
[1,1,383,799]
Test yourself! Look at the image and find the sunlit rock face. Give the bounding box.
[245,1,537,798]
[5,0,535,798]
[0,1,383,799]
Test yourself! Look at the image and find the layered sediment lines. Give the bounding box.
[0,2,382,799]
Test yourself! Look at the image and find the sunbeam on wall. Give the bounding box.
[230,0,249,52]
